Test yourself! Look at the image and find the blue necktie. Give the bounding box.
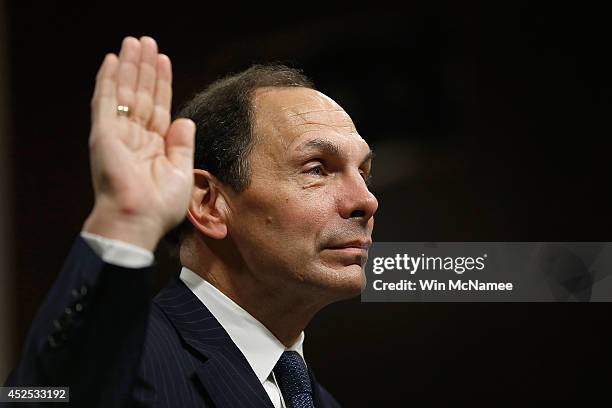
[274,351,315,408]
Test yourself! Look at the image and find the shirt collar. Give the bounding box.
[179,267,305,384]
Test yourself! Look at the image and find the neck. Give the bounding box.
[180,234,325,347]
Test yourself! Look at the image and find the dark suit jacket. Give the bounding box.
[5,237,342,407]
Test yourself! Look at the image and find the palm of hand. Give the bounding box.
[86,37,195,246]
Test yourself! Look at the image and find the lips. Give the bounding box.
[323,240,371,266]
[325,240,372,250]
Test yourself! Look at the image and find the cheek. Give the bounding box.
[260,187,335,239]
[230,177,339,249]
[268,192,330,235]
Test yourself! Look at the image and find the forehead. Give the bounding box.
[252,87,367,152]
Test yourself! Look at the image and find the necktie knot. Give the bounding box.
[274,351,314,408]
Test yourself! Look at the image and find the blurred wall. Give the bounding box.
[0,0,15,382]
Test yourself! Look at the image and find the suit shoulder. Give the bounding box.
[133,303,205,407]
[316,382,343,408]
[142,302,183,359]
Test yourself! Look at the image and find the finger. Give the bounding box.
[133,36,158,126]
[149,53,172,135]
[91,53,119,123]
[116,37,141,116]
[166,118,195,173]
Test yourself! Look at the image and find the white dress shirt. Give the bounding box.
[80,232,304,408]
[180,267,304,408]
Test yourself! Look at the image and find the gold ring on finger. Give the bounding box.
[116,105,131,117]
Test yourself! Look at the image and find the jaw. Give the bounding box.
[295,261,366,304]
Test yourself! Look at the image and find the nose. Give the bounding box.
[338,170,379,222]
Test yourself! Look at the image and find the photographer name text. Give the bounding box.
[372,279,513,291]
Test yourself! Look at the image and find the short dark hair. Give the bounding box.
[165,64,315,247]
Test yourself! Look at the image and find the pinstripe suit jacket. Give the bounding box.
[5,237,342,407]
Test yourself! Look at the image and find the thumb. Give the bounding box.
[166,118,195,173]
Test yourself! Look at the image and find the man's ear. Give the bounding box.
[186,169,229,240]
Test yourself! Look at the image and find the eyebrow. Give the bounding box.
[295,138,375,166]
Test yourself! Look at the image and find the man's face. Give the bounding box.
[224,87,378,303]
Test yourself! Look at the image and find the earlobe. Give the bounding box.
[187,170,228,240]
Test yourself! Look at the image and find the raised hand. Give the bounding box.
[83,36,195,251]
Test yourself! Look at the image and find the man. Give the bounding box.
[5,36,377,407]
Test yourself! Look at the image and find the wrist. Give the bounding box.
[82,202,163,252]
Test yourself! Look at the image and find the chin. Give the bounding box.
[314,263,365,301]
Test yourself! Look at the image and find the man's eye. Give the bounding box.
[307,165,324,176]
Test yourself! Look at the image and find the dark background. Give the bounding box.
[6,2,612,405]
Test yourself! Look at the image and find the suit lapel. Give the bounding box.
[154,277,274,408]
[309,365,329,408]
